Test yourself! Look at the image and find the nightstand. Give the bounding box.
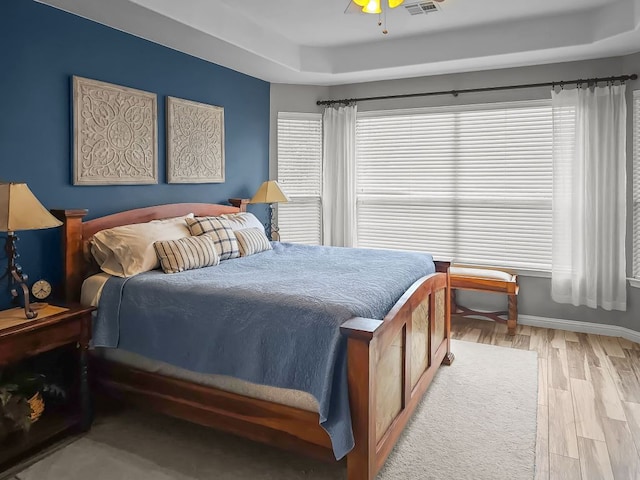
[0,304,94,472]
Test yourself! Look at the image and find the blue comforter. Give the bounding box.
[93,243,435,459]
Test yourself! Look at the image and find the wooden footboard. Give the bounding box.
[341,264,452,479]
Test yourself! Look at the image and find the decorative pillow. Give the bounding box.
[91,214,193,277]
[220,212,265,235]
[185,216,240,260]
[154,235,220,274]
[235,228,272,257]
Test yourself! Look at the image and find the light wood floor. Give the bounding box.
[451,316,640,480]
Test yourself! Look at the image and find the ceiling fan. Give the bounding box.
[352,0,404,14]
[349,0,446,34]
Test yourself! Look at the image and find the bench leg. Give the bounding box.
[451,289,459,314]
[507,294,517,336]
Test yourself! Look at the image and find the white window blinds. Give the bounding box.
[356,100,553,271]
[277,112,323,245]
[633,90,640,279]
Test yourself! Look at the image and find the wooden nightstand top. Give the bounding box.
[0,304,93,338]
[0,304,68,330]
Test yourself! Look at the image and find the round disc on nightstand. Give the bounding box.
[32,279,52,300]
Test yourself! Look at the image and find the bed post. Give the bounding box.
[228,198,249,212]
[434,260,455,366]
[442,273,454,365]
[341,318,382,480]
[51,209,88,304]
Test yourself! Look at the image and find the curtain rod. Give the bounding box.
[316,74,638,106]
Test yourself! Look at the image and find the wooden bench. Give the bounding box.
[449,265,519,335]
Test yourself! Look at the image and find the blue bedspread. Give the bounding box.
[93,243,435,459]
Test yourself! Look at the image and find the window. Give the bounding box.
[356,101,553,271]
[277,112,323,245]
[634,90,640,279]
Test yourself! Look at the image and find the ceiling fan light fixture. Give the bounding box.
[350,0,407,35]
[362,0,382,14]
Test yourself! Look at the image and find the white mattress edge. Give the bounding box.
[92,347,319,413]
[81,272,112,307]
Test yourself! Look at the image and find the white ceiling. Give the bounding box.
[38,0,640,85]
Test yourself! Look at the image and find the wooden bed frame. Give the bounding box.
[52,200,454,480]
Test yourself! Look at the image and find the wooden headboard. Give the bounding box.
[51,199,248,304]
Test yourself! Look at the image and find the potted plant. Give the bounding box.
[0,385,34,441]
[0,369,53,442]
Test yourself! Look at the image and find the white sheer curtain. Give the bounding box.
[551,84,627,311]
[322,104,357,247]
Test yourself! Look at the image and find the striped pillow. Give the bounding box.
[235,228,272,257]
[154,235,220,274]
[185,216,240,261]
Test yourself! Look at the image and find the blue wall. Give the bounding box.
[0,0,270,307]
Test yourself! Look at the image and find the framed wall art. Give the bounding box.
[166,96,225,184]
[73,76,158,185]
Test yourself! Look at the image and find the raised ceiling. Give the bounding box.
[37,0,640,85]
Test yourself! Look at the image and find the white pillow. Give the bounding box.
[220,212,265,235]
[91,214,193,277]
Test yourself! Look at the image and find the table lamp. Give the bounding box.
[0,183,62,319]
[249,180,289,241]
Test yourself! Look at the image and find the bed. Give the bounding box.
[52,200,454,480]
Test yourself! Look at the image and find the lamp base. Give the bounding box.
[4,233,37,320]
[268,204,280,242]
[11,268,37,320]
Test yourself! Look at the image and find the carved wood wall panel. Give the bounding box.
[166,97,225,184]
[73,76,158,185]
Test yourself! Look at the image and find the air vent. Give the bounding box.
[404,1,440,15]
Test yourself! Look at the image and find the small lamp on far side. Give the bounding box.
[249,180,289,241]
[0,183,62,319]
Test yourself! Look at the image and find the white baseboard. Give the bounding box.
[519,314,640,344]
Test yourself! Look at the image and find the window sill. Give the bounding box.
[449,263,551,279]
[516,269,551,279]
[518,274,640,284]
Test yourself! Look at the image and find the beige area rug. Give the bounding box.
[17,340,538,480]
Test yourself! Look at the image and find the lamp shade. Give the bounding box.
[249,181,289,204]
[0,183,62,232]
